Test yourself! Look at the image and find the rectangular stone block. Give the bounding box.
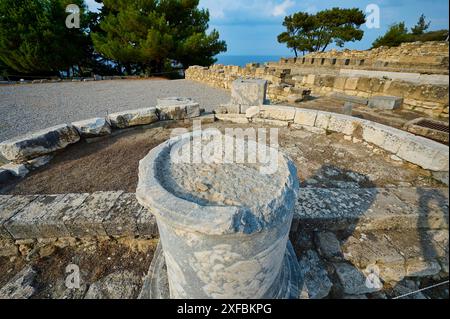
[36,193,89,238]
[315,112,333,130]
[108,108,159,129]
[63,191,123,237]
[327,114,366,136]
[231,79,267,107]
[260,106,296,121]
[344,77,359,91]
[214,114,249,124]
[368,96,403,110]
[4,195,66,239]
[0,195,37,239]
[362,122,412,154]
[294,109,317,127]
[102,193,141,237]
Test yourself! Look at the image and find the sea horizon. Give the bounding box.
[215,55,290,67]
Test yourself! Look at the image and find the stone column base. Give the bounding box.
[139,241,301,300]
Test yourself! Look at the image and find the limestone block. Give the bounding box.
[26,155,53,170]
[344,77,359,91]
[315,232,343,261]
[63,191,123,237]
[305,75,316,85]
[35,193,90,238]
[259,106,296,121]
[252,118,290,127]
[396,135,449,171]
[327,114,365,136]
[294,109,318,127]
[298,250,333,299]
[108,108,158,129]
[214,114,249,124]
[157,97,201,120]
[231,79,267,107]
[368,96,403,110]
[315,112,333,130]
[136,209,158,237]
[0,266,36,299]
[0,195,37,239]
[72,118,112,137]
[334,263,382,295]
[333,77,347,90]
[4,195,66,239]
[102,193,141,237]
[362,122,413,154]
[0,124,80,162]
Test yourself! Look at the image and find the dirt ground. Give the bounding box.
[2,121,443,195]
[0,238,157,299]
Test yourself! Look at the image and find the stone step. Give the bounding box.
[0,187,448,240]
[293,187,448,232]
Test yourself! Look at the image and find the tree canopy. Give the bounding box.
[277,8,366,56]
[372,15,448,48]
[91,0,227,74]
[0,0,91,75]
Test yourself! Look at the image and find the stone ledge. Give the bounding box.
[214,105,449,174]
[1,187,447,240]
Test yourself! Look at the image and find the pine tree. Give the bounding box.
[91,0,227,75]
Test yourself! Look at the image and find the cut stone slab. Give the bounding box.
[63,191,123,237]
[298,250,333,299]
[294,109,318,127]
[0,195,37,239]
[35,193,90,238]
[294,188,449,231]
[0,124,80,162]
[84,271,141,299]
[214,113,249,124]
[231,78,267,109]
[157,97,201,120]
[1,162,29,178]
[334,263,382,295]
[72,118,112,137]
[0,266,36,299]
[259,105,296,122]
[368,96,403,110]
[108,108,158,129]
[102,193,141,237]
[330,93,368,105]
[4,195,66,239]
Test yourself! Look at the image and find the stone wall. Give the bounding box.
[185,42,449,118]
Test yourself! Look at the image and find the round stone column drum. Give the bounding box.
[136,131,300,299]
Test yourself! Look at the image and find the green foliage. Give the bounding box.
[91,0,227,74]
[372,14,448,48]
[0,0,91,74]
[277,7,366,56]
[411,14,431,35]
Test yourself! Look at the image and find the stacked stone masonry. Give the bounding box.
[185,42,449,118]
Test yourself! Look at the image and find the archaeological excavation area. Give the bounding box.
[0,42,449,300]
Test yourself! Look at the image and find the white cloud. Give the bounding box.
[272,0,295,17]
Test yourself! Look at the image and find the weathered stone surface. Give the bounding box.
[245,106,261,119]
[0,162,29,177]
[72,118,112,137]
[231,79,267,108]
[0,195,37,239]
[368,96,403,110]
[102,193,140,237]
[214,113,249,124]
[0,266,36,299]
[259,105,296,121]
[63,191,123,237]
[334,263,381,295]
[157,97,201,120]
[136,132,300,299]
[36,193,89,238]
[294,109,317,127]
[298,250,333,299]
[5,195,66,239]
[315,232,343,261]
[0,124,80,162]
[108,108,158,129]
[392,280,427,299]
[84,271,141,299]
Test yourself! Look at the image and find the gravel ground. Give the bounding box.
[0,79,230,142]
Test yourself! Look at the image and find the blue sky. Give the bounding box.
[86,0,449,56]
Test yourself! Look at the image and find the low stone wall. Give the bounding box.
[185,65,449,118]
[214,105,449,179]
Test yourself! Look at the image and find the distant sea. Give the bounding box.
[215,55,286,67]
